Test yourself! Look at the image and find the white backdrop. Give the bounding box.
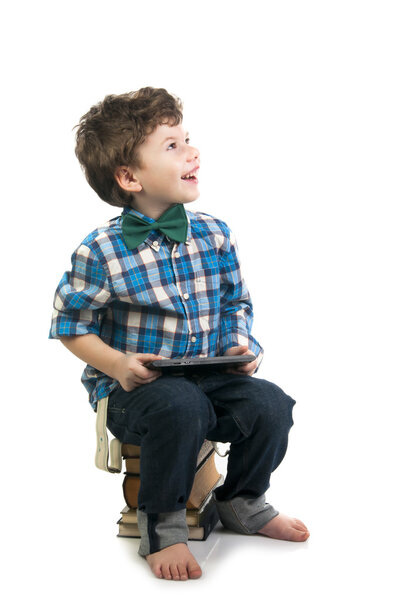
[2,1,397,598]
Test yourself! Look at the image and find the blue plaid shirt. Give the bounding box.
[50,207,263,410]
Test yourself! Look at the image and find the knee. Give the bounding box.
[151,378,214,433]
[249,379,296,431]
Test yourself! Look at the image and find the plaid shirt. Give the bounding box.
[50,207,263,410]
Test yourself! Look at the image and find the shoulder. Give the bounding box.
[187,209,232,241]
[186,210,238,254]
[80,215,122,248]
[74,215,124,263]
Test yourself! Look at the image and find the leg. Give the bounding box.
[107,376,217,578]
[107,375,217,514]
[198,373,295,502]
[194,372,309,540]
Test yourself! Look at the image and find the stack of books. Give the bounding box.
[117,439,223,540]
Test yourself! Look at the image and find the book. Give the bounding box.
[124,445,214,475]
[117,497,220,540]
[120,488,218,527]
[121,444,140,458]
[123,457,140,474]
[122,439,214,471]
[122,454,222,510]
[186,453,221,509]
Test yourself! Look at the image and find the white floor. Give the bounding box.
[4,394,396,600]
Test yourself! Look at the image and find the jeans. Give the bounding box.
[107,372,295,554]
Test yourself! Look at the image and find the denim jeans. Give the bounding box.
[107,372,295,554]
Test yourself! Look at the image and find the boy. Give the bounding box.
[50,87,309,581]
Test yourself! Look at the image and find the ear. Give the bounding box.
[114,166,143,193]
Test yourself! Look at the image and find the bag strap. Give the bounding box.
[211,441,230,457]
[95,396,122,473]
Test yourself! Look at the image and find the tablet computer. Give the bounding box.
[149,355,255,375]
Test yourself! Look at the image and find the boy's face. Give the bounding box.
[126,123,200,216]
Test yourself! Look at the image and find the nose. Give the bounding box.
[188,144,200,163]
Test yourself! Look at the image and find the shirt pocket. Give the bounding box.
[194,275,207,292]
[190,268,219,317]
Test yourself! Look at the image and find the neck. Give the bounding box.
[129,196,179,221]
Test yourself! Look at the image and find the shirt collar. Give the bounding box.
[122,206,156,224]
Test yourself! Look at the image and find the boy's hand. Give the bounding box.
[224,345,257,376]
[113,353,164,392]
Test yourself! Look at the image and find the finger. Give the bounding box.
[226,363,256,376]
[241,361,257,373]
[137,364,163,379]
[125,375,158,390]
[130,363,158,380]
[136,354,165,364]
[136,375,161,387]
[141,372,162,384]
[224,345,247,356]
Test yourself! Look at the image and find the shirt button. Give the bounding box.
[191,336,197,343]
[183,293,189,300]
[175,252,180,258]
[153,240,159,247]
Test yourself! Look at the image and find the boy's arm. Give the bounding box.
[50,243,112,340]
[50,243,163,390]
[217,227,264,375]
[60,334,163,392]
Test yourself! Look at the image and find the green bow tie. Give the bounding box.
[121,204,188,250]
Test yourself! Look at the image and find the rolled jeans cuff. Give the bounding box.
[212,492,279,535]
[137,508,189,557]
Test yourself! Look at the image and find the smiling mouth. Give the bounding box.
[181,168,199,184]
[181,174,198,184]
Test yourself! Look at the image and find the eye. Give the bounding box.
[167,138,190,150]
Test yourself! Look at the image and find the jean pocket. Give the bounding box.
[107,406,126,414]
[107,389,127,420]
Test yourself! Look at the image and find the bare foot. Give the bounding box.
[258,514,310,542]
[145,542,202,580]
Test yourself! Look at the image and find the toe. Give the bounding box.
[294,518,308,529]
[187,559,202,579]
[148,559,163,579]
[170,564,180,581]
[161,565,172,580]
[178,563,189,581]
[294,528,310,541]
[294,521,310,539]
[294,523,308,532]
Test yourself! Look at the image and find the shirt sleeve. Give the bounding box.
[217,228,264,366]
[49,244,112,339]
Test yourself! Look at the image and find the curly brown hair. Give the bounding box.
[74,87,183,207]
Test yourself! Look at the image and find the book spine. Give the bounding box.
[200,507,220,541]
